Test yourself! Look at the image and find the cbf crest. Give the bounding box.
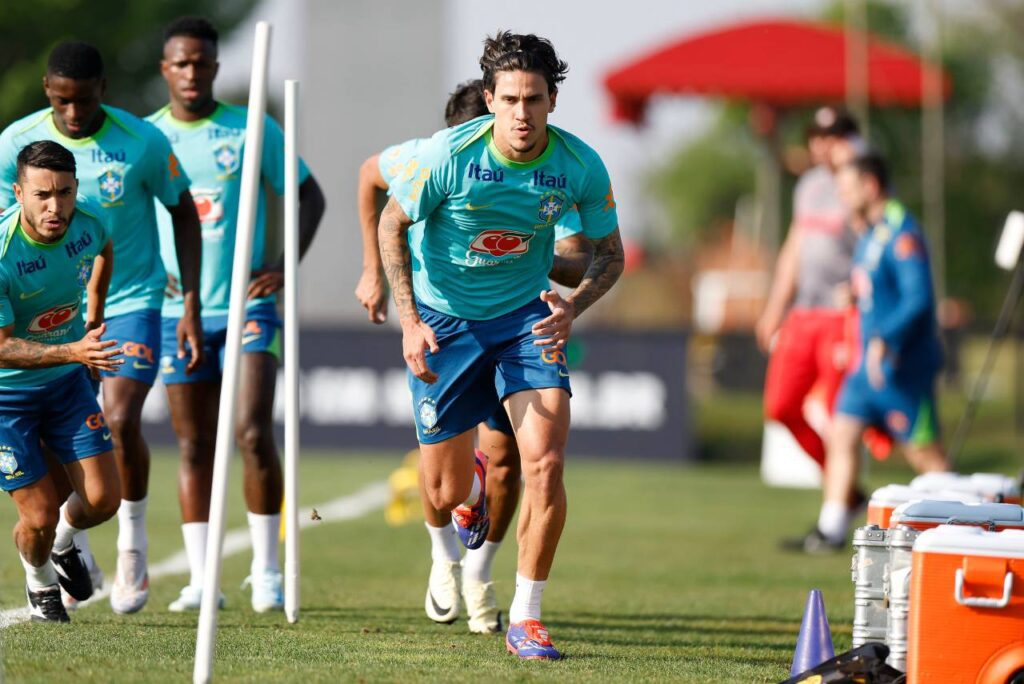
[98,167,125,205]
[0,445,20,479]
[76,257,94,287]
[214,142,241,177]
[537,192,566,225]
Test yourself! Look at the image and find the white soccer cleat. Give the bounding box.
[110,550,149,615]
[242,570,283,613]
[62,559,104,611]
[463,578,502,634]
[424,560,462,624]
[168,584,225,613]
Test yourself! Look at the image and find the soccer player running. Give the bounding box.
[0,42,203,614]
[379,32,623,659]
[0,141,122,622]
[799,153,947,552]
[357,79,592,633]
[147,16,326,612]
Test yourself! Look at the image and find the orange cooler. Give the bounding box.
[911,472,1022,505]
[907,526,1024,683]
[867,484,980,529]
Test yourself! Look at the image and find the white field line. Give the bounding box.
[0,481,389,628]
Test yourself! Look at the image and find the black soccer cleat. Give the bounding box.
[27,584,70,623]
[52,544,94,601]
[779,527,846,555]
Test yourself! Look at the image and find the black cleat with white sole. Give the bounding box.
[52,544,94,601]
[27,584,70,623]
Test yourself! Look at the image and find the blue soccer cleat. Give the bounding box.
[506,619,561,660]
[452,450,490,550]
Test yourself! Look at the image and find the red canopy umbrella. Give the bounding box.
[604,18,950,124]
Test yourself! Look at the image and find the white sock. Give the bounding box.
[818,500,850,543]
[463,540,500,584]
[53,499,82,553]
[509,573,546,624]
[182,522,209,588]
[117,497,148,553]
[72,530,96,572]
[22,554,58,591]
[425,521,461,563]
[247,512,280,576]
[463,471,482,507]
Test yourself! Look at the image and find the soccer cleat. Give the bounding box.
[463,578,502,634]
[452,450,490,550]
[779,527,846,555]
[51,543,94,602]
[62,558,104,611]
[242,570,283,613]
[506,619,561,660]
[424,559,461,624]
[168,584,226,612]
[27,584,70,623]
[110,550,149,614]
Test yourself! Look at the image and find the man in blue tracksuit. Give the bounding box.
[794,153,948,552]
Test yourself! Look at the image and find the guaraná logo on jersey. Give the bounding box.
[469,230,534,258]
[27,301,79,334]
[191,188,224,225]
[537,192,566,225]
[213,143,240,176]
[98,168,125,204]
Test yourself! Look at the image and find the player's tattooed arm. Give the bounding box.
[549,234,594,288]
[566,228,625,317]
[85,240,114,331]
[0,324,122,371]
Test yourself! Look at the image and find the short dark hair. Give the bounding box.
[480,30,568,94]
[807,106,859,140]
[164,16,219,46]
[16,141,77,181]
[850,152,890,192]
[47,42,104,81]
[444,80,487,127]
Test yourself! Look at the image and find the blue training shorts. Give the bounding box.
[409,298,571,445]
[159,301,281,385]
[483,406,515,436]
[0,367,110,491]
[836,367,940,445]
[100,308,162,385]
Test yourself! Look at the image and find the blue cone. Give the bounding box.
[790,589,835,676]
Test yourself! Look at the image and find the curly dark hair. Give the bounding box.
[479,30,568,94]
[164,16,219,46]
[47,42,104,80]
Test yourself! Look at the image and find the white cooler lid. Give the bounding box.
[891,501,1024,525]
[870,483,981,507]
[914,525,1024,557]
[910,471,1019,498]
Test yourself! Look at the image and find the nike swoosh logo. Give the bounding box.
[428,589,452,617]
[19,288,45,300]
[465,203,493,211]
[102,432,112,441]
[242,334,260,345]
[132,362,152,370]
[558,369,570,378]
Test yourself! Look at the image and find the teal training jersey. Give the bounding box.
[147,103,311,317]
[390,116,617,320]
[0,106,190,318]
[0,199,109,387]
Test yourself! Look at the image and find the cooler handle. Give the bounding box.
[954,568,1013,608]
[945,518,997,532]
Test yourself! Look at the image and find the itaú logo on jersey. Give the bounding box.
[469,230,534,258]
[27,301,79,334]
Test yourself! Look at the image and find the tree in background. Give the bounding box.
[0,1,256,127]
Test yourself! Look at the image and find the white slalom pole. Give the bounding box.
[194,21,271,684]
[283,79,301,624]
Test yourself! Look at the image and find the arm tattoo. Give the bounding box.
[378,196,418,322]
[548,235,594,288]
[566,228,625,318]
[0,337,73,369]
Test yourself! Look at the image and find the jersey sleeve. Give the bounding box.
[553,206,583,241]
[144,126,191,207]
[390,130,454,224]
[0,127,20,210]
[874,230,934,354]
[575,153,618,240]
[378,138,422,190]
[0,270,12,328]
[261,115,311,196]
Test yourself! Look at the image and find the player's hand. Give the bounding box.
[165,273,182,298]
[69,324,123,372]
[867,337,887,390]
[401,317,439,384]
[532,290,574,352]
[177,313,205,375]
[755,310,782,354]
[248,268,284,299]
[355,267,388,324]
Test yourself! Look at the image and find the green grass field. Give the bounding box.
[0,389,1019,682]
